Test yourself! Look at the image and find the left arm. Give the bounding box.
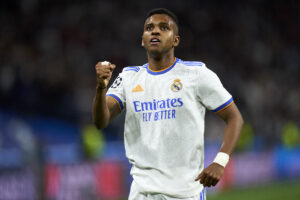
[216,102,244,155]
[195,102,243,187]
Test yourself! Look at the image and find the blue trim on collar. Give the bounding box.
[146,58,178,75]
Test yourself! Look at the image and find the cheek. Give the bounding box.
[166,33,175,44]
[142,33,149,44]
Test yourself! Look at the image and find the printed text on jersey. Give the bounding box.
[133,98,183,122]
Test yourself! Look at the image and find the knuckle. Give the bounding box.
[96,66,102,70]
[210,174,216,179]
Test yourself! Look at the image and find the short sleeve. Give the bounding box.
[106,72,126,111]
[197,66,233,113]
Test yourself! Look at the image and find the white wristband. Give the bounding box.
[213,152,230,168]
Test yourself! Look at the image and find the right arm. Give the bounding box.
[93,61,122,129]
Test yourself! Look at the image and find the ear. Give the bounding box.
[173,35,180,47]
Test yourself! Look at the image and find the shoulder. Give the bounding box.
[119,66,143,78]
[176,58,221,82]
[177,58,217,75]
[120,64,148,77]
[123,66,141,72]
[176,58,209,77]
[177,58,205,68]
[122,63,149,72]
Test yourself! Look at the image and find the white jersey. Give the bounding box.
[106,58,233,198]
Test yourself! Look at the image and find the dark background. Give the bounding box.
[0,0,299,199]
[1,0,299,144]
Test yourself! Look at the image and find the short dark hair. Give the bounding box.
[145,8,179,31]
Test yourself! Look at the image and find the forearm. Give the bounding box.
[93,87,110,129]
[195,113,243,187]
[219,114,243,155]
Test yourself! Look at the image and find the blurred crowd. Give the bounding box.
[0,0,299,146]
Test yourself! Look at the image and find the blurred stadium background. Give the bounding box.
[0,0,299,199]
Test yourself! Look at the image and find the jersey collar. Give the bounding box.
[145,57,178,75]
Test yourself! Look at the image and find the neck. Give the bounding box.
[147,50,175,71]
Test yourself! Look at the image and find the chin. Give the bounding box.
[148,49,163,57]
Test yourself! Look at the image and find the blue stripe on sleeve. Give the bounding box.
[177,59,204,66]
[124,66,140,72]
[106,94,124,110]
[212,97,233,112]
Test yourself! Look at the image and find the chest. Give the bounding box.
[125,73,197,100]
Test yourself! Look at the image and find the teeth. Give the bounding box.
[151,39,159,42]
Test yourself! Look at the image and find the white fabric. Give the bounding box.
[129,181,205,200]
[107,58,232,198]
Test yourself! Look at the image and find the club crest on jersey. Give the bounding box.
[171,78,182,92]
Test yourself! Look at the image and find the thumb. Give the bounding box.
[104,79,109,86]
[109,64,116,71]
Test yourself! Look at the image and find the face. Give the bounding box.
[142,14,180,55]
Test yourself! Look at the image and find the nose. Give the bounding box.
[151,26,160,35]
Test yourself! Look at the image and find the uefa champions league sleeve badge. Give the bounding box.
[111,76,122,89]
[171,78,183,92]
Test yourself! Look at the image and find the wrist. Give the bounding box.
[213,152,230,168]
[96,84,107,90]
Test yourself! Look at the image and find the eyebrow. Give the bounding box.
[145,22,170,27]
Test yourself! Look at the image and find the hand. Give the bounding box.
[195,163,225,187]
[95,61,116,89]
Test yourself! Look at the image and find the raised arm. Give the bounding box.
[195,102,243,187]
[93,61,122,129]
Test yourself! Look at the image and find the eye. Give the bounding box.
[160,26,169,31]
[145,25,153,31]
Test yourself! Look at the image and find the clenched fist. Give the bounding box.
[195,163,225,187]
[95,61,116,89]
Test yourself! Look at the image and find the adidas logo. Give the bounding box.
[132,84,144,92]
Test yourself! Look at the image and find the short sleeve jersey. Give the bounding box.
[106,58,233,198]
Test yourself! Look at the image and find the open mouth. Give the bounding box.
[150,38,160,45]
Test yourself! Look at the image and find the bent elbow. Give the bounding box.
[94,123,102,130]
[93,120,108,130]
[94,123,104,130]
[239,114,244,126]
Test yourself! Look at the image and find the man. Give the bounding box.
[93,8,243,200]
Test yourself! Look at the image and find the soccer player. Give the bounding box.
[93,8,243,200]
